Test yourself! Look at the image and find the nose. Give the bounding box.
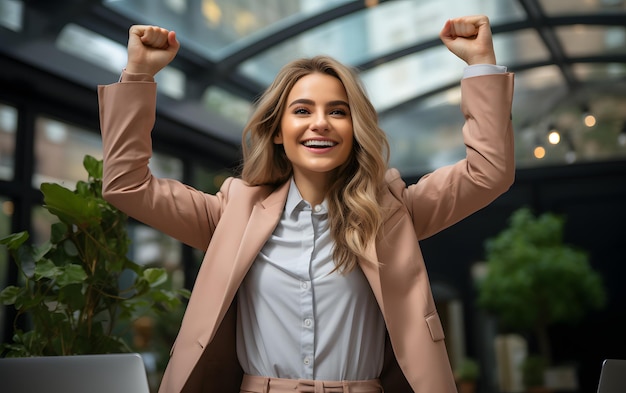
[310,111,330,132]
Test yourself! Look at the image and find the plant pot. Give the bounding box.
[457,381,477,393]
[526,386,553,393]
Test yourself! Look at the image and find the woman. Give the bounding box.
[98,14,514,393]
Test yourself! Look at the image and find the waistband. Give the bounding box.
[240,374,384,393]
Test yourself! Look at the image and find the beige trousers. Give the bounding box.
[240,374,384,393]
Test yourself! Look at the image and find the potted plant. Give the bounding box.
[0,155,189,357]
[476,207,606,390]
[454,357,480,393]
[521,355,551,393]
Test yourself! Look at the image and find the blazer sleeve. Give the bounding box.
[97,72,228,251]
[399,72,515,240]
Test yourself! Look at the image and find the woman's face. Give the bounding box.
[275,72,354,183]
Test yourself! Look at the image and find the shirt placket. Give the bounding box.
[299,205,315,379]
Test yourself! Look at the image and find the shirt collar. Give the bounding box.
[285,178,328,217]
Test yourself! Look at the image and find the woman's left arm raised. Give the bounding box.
[401,15,515,239]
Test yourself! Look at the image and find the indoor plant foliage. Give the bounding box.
[477,207,606,365]
[0,155,188,357]
[454,357,480,393]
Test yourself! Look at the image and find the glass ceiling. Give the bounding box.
[1,0,625,176]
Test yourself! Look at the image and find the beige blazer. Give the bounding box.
[98,72,514,393]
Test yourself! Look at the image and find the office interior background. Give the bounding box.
[0,0,625,392]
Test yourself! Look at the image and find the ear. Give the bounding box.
[273,131,283,144]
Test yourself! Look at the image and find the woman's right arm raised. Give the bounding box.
[98,26,223,252]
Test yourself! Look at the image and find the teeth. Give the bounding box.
[303,140,336,147]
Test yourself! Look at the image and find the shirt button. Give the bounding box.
[313,205,322,213]
[304,318,312,327]
[301,281,309,289]
[303,357,310,365]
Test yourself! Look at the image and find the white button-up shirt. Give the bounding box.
[237,179,386,380]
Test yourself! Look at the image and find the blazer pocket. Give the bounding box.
[425,311,446,342]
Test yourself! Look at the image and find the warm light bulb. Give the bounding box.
[534,146,546,159]
[584,114,596,127]
[548,131,561,144]
[2,201,14,215]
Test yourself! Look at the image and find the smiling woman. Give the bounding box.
[97,15,514,393]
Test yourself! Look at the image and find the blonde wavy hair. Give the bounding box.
[241,56,390,273]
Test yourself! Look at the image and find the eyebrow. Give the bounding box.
[287,98,350,108]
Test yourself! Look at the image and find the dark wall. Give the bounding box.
[417,161,626,392]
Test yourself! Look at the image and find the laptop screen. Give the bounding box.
[0,353,151,393]
[597,359,626,393]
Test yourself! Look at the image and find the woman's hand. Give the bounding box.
[125,25,180,76]
[439,15,496,65]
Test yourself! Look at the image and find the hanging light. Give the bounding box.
[533,134,546,159]
[547,124,561,145]
[581,104,596,128]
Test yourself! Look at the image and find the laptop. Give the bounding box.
[597,359,626,393]
[0,353,151,393]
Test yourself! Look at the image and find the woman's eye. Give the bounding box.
[294,108,309,115]
[330,109,347,116]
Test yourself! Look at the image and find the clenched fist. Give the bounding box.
[439,15,496,65]
[125,25,180,76]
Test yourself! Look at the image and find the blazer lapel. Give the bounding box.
[225,181,290,296]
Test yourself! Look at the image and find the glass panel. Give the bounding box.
[540,0,626,15]
[381,65,572,175]
[0,0,23,32]
[381,87,465,175]
[507,66,568,169]
[494,29,550,66]
[511,66,626,169]
[56,23,186,99]
[128,224,182,273]
[572,63,626,82]
[56,23,127,74]
[556,25,626,58]
[202,86,253,128]
[515,99,626,169]
[239,0,524,86]
[0,103,17,181]
[150,151,184,180]
[104,0,353,60]
[361,45,465,112]
[33,116,103,189]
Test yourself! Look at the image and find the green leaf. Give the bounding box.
[57,264,87,287]
[41,183,101,227]
[83,155,103,179]
[57,283,86,310]
[0,231,29,250]
[33,241,53,262]
[0,286,23,305]
[50,222,68,244]
[34,260,60,280]
[143,268,168,288]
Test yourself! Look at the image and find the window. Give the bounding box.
[0,103,17,181]
[33,116,103,189]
